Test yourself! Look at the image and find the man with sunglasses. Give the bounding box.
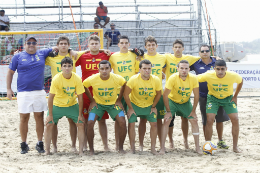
[7,36,61,154]
[190,45,230,149]
[104,23,121,49]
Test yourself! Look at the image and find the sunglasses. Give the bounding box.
[200,50,210,53]
[26,42,37,45]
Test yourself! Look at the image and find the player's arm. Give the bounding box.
[231,79,243,105]
[115,82,126,110]
[162,67,166,79]
[46,93,55,125]
[84,87,98,112]
[188,87,199,119]
[163,88,172,122]
[123,85,136,119]
[6,69,15,100]
[150,90,161,115]
[77,94,85,123]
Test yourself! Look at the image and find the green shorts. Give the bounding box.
[206,95,238,115]
[127,102,157,123]
[156,96,166,119]
[90,103,123,121]
[168,99,194,119]
[47,104,83,125]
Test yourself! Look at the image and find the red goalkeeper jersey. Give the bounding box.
[76,52,112,81]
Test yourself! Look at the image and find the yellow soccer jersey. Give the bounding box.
[83,73,126,105]
[166,73,199,104]
[165,54,200,81]
[50,72,85,107]
[45,52,81,77]
[197,71,242,99]
[127,74,162,108]
[109,52,139,81]
[141,53,166,81]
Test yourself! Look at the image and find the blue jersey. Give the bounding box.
[104,29,121,44]
[190,57,216,98]
[9,48,52,92]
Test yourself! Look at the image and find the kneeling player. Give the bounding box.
[197,60,243,153]
[160,60,202,154]
[44,57,85,155]
[124,59,161,155]
[83,60,127,155]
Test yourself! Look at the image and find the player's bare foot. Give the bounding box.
[159,148,166,155]
[196,148,203,155]
[184,140,189,149]
[129,148,135,154]
[139,145,143,152]
[104,146,111,152]
[71,147,78,153]
[118,149,126,154]
[79,152,84,156]
[233,147,242,153]
[169,142,175,149]
[52,147,57,153]
[115,145,119,151]
[89,149,95,156]
[83,147,88,152]
[151,149,158,155]
[45,151,51,155]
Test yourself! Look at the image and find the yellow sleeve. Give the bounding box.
[45,56,50,66]
[155,77,162,91]
[189,56,200,66]
[193,75,199,88]
[197,73,207,83]
[119,76,126,86]
[126,76,135,89]
[135,60,140,73]
[109,58,114,70]
[77,51,85,60]
[165,76,174,90]
[76,78,85,95]
[234,73,243,84]
[83,77,91,88]
[49,80,58,94]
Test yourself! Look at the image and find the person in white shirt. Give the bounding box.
[0,10,9,31]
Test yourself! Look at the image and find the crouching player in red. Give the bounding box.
[44,57,85,155]
[83,60,127,155]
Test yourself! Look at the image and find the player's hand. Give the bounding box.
[150,107,157,117]
[85,49,90,53]
[162,73,166,79]
[188,111,197,120]
[127,108,136,119]
[48,49,58,57]
[77,115,85,124]
[212,56,222,60]
[89,101,98,112]
[104,49,111,56]
[164,112,172,122]
[45,115,54,126]
[70,50,78,60]
[115,100,124,111]
[131,48,144,56]
[231,96,238,105]
[13,50,20,55]
[100,16,103,20]
[7,89,14,100]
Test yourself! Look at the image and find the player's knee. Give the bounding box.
[117,118,126,128]
[188,118,198,125]
[106,17,110,21]
[230,115,239,124]
[150,122,157,129]
[87,120,95,128]
[46,123,54,128]
[76,123,84,128]
[20,116,29,123]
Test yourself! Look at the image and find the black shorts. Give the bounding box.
[199,97,230,126]
[0,25,8,31]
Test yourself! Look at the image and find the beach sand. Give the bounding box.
[0,94,259,172]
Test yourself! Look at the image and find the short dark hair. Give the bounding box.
[99,60,111,68]
[177,60,189,67]
[119,35,129,42]
[173,39,184,47]
[89,35,100,43]
[61,57,73,66]
[0,10,5,13]
[99,1,103,5]
[145,35,157,46]
[215,60,226,67]
[57,36,70,45]
[139,59,152,69]
[94,23,99,26]
[200,44,210,51]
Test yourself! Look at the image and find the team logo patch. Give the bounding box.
[123,61,126,65]
[104,88,108,91]
[152,64,155,67]
[210,66,214,70]
[208,103,212,108]
[22,59,27,61]
[66,87,70,91]
[83,108,88,114]
[92,58,96,62]
[218,84,222,87]
[35,55,40,61]
[233,104,237,108]
[181,87,185,91]
[144,87,148,91]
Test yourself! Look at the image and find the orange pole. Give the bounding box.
[204,0,214,56]
[68,0,81,51]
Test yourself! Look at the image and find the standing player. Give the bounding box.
[197,60,243,153]
[190,45,229,149]
[45,36,81,153]
[165,39,201,149]
[159,60,202,155]
[138,36,166,151]
[124,59,162,155]
[83,60,127,155]
[109,35,142,150]
[75,35,111,151]
[6,36,56,154]
[44,57,85,155]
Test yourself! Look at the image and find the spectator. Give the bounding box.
[0,10,9,31]
[95,1,110,28]
[5,35,17,55]
[104,23,121,49]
